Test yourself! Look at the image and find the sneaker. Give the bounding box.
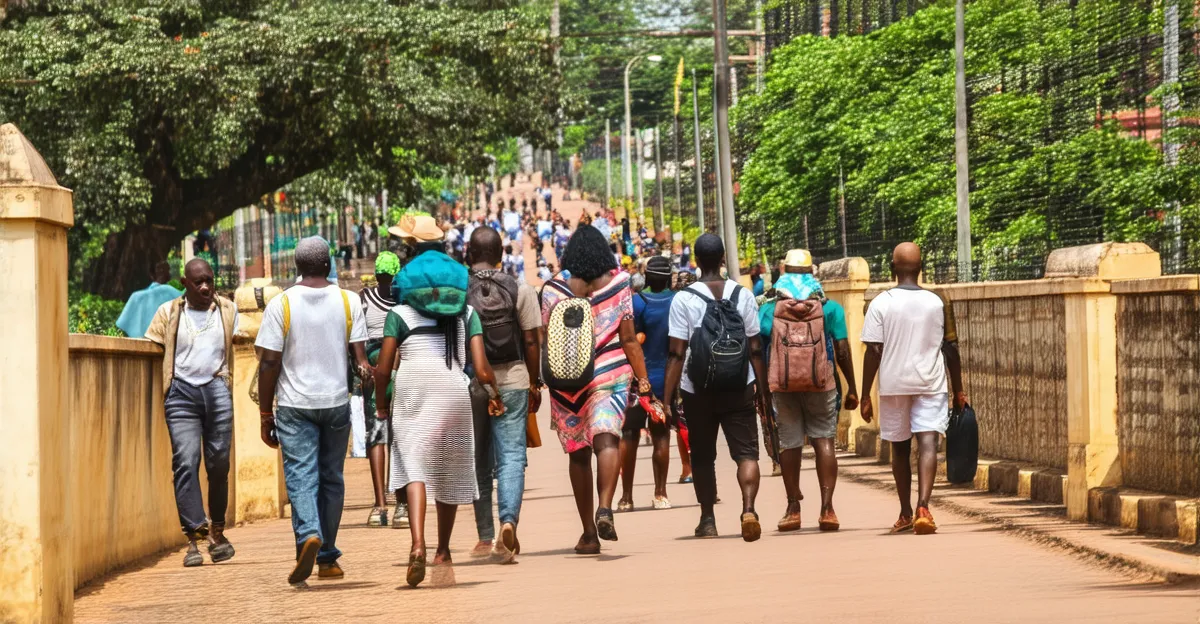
[393,502,409,529]
[652,496,672,510]
[914,507,938,535]
[367,507,386,527]
[694,516,718,538]
[470,540,494,558]
[741,512,762,542]
[317,561,344,580]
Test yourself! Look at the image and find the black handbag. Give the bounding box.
[945,403,979,484]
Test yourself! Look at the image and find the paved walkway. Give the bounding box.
[73,179,1198,621]
[74,421,1198,623]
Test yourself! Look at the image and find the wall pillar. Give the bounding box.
[0,124,74,622]
[817,257,872,452]
[1049,243,1161,521]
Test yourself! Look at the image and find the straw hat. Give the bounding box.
[387,214,443,242]
[783,249,813,269]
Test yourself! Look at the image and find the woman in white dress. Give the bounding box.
[372,247,502,588]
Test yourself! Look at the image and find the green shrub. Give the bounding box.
[68,291,126,336]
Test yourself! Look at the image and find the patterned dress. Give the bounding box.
[541,270,634,453]
[385,305,483,505]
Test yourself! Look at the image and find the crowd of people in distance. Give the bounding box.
[138,176,967,588]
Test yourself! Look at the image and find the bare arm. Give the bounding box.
[469,334,505,416]
[618,317,651,384]
[373,336,398,418]
[748,335,771,413]
[523,328,542,412]
[860,342,882,423]
[257,349,283,448]
[834,338,859,410]
[943,341,968,409]
[663,337,687,413]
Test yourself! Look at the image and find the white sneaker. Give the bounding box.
[393,502,410,529]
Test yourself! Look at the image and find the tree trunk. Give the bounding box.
[84,223,181,300]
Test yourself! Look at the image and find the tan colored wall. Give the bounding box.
[230,344,285,523]
[1114,277,1200,497]
[67,335,185,589]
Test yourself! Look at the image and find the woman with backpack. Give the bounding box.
[540,225,655,555]
[372,216,504,587]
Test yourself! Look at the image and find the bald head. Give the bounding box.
[891,242,922,281]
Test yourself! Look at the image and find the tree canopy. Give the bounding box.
[0,0,561,297]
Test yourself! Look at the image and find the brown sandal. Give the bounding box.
[890,515,914,534]
[406,553,426,587]
[818,510,840,532]
[574,534,601,555]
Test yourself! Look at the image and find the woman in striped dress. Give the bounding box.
[541,225,654,555]
[372,244,502,587]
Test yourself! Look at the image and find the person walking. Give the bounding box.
[617,256,675,512]
[466,226,543,563]
[361,252,403,528]
[758,249,858,533]
[860,242,967,535]
[663,233,770,542]
[540,225,654,555]
[372,215,504,587]
[144,258,238,567]
[256,236,371,585]
[118,261,183,338]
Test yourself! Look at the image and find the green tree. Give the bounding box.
[0,0,561,298]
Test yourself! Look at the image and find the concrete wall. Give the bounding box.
[1114,277,1200,497]
[67,336,184,589]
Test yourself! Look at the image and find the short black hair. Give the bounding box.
[560,225,617,282]
[469,226,502,265]
[694,233,724,271]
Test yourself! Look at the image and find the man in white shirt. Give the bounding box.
[860,242,967,536]
[663,234,771,542]
[145,258,239,568]
[256,237,371,585]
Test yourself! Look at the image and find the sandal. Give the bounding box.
[596,508,618,541]
[616,499,634,513]
[678,474,693,484]
[574,534,601,555]
[818,510,840,532]
[406,552,427,587]
[891,515,914,534]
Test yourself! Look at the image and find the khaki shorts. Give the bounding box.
[773,390,839,450]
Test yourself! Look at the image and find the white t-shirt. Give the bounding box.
[668,280,760,394]
[502,210,521,233]
[861,286,956,396]
[174,306,238,386]
[256,284,368,409]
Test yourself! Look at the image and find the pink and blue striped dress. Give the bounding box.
[540,270,634,453]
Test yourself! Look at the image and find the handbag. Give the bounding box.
[526,410,543,448]
[945,403,979,484]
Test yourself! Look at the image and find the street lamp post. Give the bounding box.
[624,54,663,216]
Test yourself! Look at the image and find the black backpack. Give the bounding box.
[946,403,979,484]
[467,269,523,364]
[678,283,750,393]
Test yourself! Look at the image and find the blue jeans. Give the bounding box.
[164,379,234,535]
[473,389,529,541]
[276,404,351,564]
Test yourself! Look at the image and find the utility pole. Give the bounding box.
[692,70,705,232]
[755,0,765,94]
[954,0,972,281]
[838,162,848,258]
[712,0,741,278]
[605,119,613,210]
[712,85,724,240]
[1164,0,1183,269]
[636,131,645,225]
[654,125,665,232]
[673,116,682,233]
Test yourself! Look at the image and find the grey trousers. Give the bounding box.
[164,378,234,536]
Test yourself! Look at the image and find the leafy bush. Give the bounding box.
[68,292,126,337]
